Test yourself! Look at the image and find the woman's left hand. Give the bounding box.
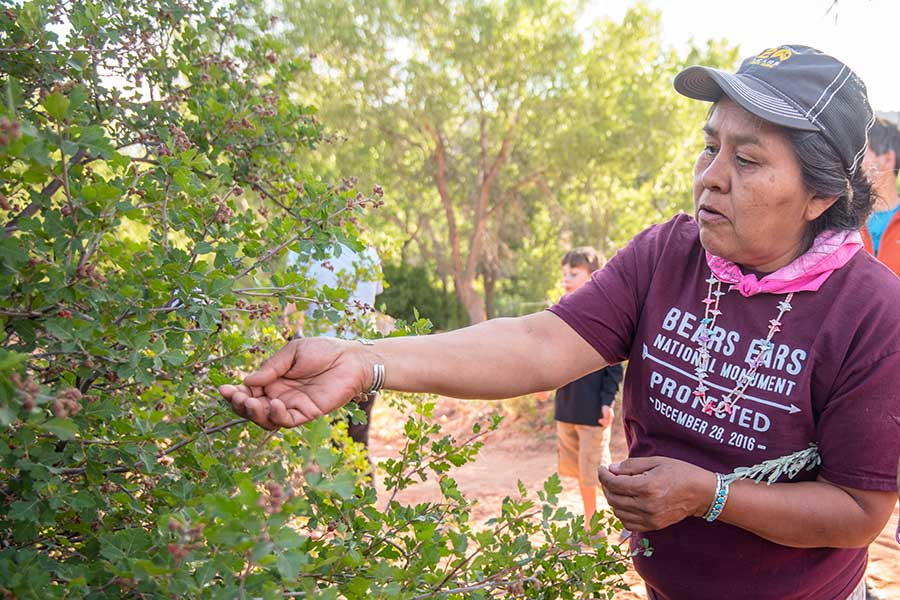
[598,456,717,532]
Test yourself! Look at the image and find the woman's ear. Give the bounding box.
[804,195,839,223]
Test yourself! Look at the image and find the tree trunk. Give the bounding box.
[456,274,487,324]
[483,269,495,320]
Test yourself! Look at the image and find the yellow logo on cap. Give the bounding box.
[749,47,793,68]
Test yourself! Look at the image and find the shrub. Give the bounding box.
[0,1,633,597]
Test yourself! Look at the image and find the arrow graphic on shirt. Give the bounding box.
[641,344,801,414]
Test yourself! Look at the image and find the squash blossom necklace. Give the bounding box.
[694,275,794,416]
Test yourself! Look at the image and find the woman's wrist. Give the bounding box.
[702,473,732,522]
[354,338,387,395]
[694,470,720,518]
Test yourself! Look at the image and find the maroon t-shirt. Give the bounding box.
[549,214,900,600]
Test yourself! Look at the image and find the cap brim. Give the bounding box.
[674,66,819,132]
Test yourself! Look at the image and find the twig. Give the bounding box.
[57,417,247,476]
[3,149,89,236]
[427,507,540,595]
[236,204,353,279]
[161,179,170,251]
[115,482,148,513]
[57,122,74,210]
[411,577,540,600]
[0,309,45,318]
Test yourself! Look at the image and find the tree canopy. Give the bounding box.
[279,0,738,322]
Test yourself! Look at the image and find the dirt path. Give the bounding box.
[370,396,900,599]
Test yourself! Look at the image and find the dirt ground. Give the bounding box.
[370,395,900,599]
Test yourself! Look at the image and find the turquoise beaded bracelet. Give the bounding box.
[703,473,730,522]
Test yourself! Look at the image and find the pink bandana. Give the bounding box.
[705,229,863,297]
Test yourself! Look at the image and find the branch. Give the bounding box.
[3,148,89,236]
[411,577,540,600]
[236,203,353,279]
[56,417,247,476]
[0,309,45,318]
[486,171,545,219]
[464,120,517,278]
[425,123,463,280]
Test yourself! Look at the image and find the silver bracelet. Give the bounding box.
[703,473,730,522]
[357,339,384,394]
[366,363,385,395]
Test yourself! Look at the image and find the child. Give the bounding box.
[554,247,624,531]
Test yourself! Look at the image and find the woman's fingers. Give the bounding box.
[268,396,319,428]
[244,341,300,387]
[221,384,252,417]
[602,489,643,513]
[242,396,278,430]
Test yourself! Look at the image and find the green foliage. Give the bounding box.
[379,262,467,330]
[277,0,738,322]
[0,1,631,597]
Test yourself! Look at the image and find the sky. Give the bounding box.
[583,0,900,113]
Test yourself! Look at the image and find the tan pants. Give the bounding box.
[556,422,612,487]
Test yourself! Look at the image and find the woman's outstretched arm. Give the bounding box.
[220,311,607,430]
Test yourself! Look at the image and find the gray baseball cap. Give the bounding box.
[674,45,873,175]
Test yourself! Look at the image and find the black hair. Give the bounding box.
[786,128,875,240]
[562,246,603,271]
[868,117,900,177]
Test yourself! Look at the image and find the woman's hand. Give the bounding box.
[219,337,372,430]
[598,456,716,532]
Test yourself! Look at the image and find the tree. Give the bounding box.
[278,0,738,323]
[0,1,633,597]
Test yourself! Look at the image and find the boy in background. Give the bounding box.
[861,117,900,276]
[554,247,624,531]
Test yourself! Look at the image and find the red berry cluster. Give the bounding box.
[234,299,274,320]
[257,482,290,515]
[223,117,254,133]
[166,519,205,563]
[76,263,107,284]
[168,125,192,152]
[10,373,39,411]
[0,116,21,146]
[52,388,82,419]
[212,195,233,224]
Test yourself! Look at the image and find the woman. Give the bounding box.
[221,45,900,600]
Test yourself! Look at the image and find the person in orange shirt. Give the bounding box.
[861,118,900,275]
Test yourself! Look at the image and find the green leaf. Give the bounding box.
[543,473,562,499]
[42,92,70,121]
[75,125,116,158]
[99,528,152,563]
[67,85,88,114]
[275,551,303,582]
[0,349,27,370]
[8,499,42,523]
[317,471,356,500]
[272,527,308,551]
[38,418,78,440]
